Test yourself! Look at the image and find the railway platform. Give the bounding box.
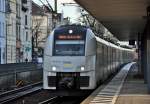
[81,62,150,104]
[115,63,150,104]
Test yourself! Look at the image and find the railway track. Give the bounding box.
[38,96,86,104]
[0,82,42,104]
[0,65,123,104]
[0,83,84,104]
[38,96,60,104]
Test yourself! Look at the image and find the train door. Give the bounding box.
[107,47,110,74]
[114,49,117,71]
[102,45,105,80]
[109,47,112,73]
[105,45,109,78]
[110,47,112,74]
[107,47,110,75]
[112,48,114,73]
[97,43,103,83]
[110,48,113,73]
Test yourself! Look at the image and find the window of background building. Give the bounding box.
[5,0,10,13]
[11,46,13,61]
[16,25,18,39]
[19,26,20,39]
[26,31,28,41]
[12,21,14,36]
[22,0,27,4]
[1,0,3,12]
[0,0,1,11]
[1,0,4,12]
[0,22,1,36]
[3,48,5,60]
[3,0,4,12]
[1,22,2,37]
[0,47,1,64]
[3,23,4,37]
[16,25,21,40]
[25,15,27,25]
[16,4,20,17]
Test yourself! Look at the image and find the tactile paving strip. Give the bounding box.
[89,62,135,104]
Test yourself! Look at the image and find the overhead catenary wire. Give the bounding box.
[38,0,55,13]
[45,0,54,12]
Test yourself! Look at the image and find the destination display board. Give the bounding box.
[55,34,85,40]
[57,35,82,40]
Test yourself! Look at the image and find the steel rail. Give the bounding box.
[38,96,59,104]
[0,82,42,104]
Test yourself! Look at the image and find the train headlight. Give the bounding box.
[69,29,73,34]
[52,66,56,71]
[81,66,85,71]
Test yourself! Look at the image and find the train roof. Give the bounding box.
[56,24,88,30]
[54,24,88,34]
[95,36,134,52]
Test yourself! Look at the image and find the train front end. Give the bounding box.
[43,25,96,92]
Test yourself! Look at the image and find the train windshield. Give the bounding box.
[53,40,85,56]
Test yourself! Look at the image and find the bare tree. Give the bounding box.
[32,15,45,48]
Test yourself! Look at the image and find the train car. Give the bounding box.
[43,25,133,96]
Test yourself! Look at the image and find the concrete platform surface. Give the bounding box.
[115,63,150,104]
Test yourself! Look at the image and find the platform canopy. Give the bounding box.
[75,0,150,40]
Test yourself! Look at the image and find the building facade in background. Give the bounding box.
[0,0,6,64]
[6,0,32,63]
[18,0,32,62]
[0,0,69,64]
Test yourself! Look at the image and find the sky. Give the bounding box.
[33,0,80,23]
